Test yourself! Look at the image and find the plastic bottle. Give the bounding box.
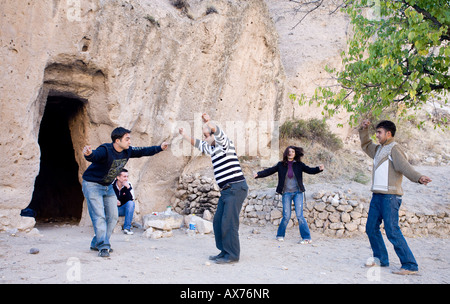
[165,206,172,215]
[188,215,196,236]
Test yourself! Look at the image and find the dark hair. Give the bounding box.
[117,168,128,177]
[282,146,304,165]
[376,120,396,137]
[111,127,131,143]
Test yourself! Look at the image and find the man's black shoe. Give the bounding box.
[91,247,113,253]
[98,249,110,258]
[209,253,225,261]
[215,257,239,264]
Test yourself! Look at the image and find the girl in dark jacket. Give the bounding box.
[254,146,324,243]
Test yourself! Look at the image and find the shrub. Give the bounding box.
[171,0,188,10]
[280,118,343,151]
[206,6,218,15]
[144,15,160,27]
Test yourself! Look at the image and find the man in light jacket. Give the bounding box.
[359,119,431,275]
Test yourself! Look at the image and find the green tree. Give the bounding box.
[291,0,450,127]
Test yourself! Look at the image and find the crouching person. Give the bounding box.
[113,169,135,235]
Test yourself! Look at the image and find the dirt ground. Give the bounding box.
[0,210,448,285]
[1,0,448,290]
[1,165,449,285]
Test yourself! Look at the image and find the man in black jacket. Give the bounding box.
[82,127,168,257]
[113,169,135,235]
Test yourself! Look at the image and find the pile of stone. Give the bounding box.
[173,174,449,238]
[142,211,184,239]
[398,210,449,237]
[304,190,370,237]
[173,174,221,215]
[140,210,214,239]
[242,189,449,238]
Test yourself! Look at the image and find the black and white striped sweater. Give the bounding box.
[194,125,245,189]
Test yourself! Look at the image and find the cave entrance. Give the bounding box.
[25,96,85,223]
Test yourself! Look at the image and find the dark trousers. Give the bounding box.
[213,180,248,261]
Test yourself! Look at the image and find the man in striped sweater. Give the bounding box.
[179,113,248,264]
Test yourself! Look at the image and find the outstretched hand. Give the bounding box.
[359,119,370,130]
[202,113,216,133]
[202,113,211,123]
[161,142,169,150]
[419,175,432,185]
[83,145,92,156]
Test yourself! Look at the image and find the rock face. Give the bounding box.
[0,0,287,230]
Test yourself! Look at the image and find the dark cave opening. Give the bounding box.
[24,96,85,222]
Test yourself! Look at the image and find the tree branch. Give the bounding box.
[402,0,450,41]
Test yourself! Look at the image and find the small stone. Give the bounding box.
[312,191,325,199]
[345,222,358,232]
[341,212,351,223]
[29,248,39,254]
[314,202,326,212]
[270,209,282,220]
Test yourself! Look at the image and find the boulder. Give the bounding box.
[184,214,213,234]
[143,212,183,231]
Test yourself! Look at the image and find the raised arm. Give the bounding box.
[179,127,215,155]
[83,145,108,162]
[254,163,280,178]
[358,119,378,159]
[179,128,195,146]
[202,113,231,152]
[302,163,324,175]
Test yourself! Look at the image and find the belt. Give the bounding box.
[220,180,245,191]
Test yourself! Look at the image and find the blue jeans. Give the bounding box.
[366,194,418,271]
[82,180,118,251]
[277,191,311,240]
[118,200,135,230]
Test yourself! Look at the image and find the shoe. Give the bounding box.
[392,268,418,275]
[209,253,225,261]
[298,239,312,244]
[276,237,284,242]
[91,247,113,253]
[123,229,134,235]
[215,257,239,264]
[364,261,388,268]
[98,249,110,258]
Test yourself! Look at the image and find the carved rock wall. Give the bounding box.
[0,0,287,229]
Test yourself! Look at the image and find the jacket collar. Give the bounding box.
[382,137,395,146]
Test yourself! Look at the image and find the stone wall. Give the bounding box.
[174,174,221,216]
[174,174,450,238]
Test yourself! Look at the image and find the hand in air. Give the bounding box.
[83,145,92,156]
[161,142,169,150]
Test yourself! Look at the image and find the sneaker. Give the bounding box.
[98,249,110,258]
[91,247,114,253]
[276,237,284,242]
[392,268,418,275]
[298,239,312,244]
[123,229,134,235]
